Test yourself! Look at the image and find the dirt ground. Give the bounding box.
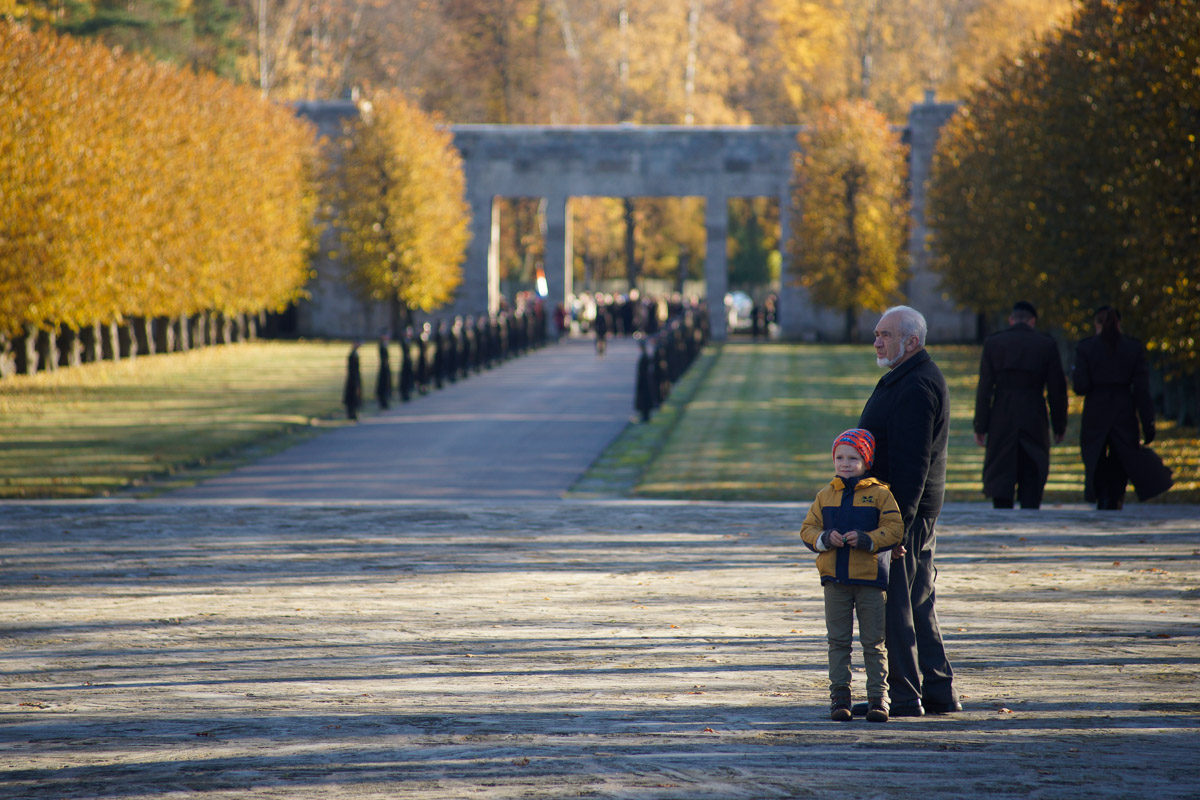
[2,499,1198,799]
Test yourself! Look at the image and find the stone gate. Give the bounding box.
[296,96,974,342]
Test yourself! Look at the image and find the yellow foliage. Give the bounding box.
[0,22,319,336]
[331,91,469,312]
[789,98,909,338]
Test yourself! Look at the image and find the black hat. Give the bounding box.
[1012,301,1037,317]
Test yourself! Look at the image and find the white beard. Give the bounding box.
[877,354,900,368]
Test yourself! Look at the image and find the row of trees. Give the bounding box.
[5,0,1073,295]
[927,0,1199,378]
[1,21,474,377]
[0,22,318,371]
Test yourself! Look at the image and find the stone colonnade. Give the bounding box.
[451,125,799,342]
[294,98,971,343]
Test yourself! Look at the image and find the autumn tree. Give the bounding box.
[790,98,909,341]
[929,0,1199,376]
[331,90,470,330]
[769,0,1073,120]
[1,22,318,369]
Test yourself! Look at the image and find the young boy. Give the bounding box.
[800,429,904,722]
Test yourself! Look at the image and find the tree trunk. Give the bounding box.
[154,317,172,353]
[119,321,138,360]
[133,317,152,356]
[82,322,100,362]
[0,333,15,378]
[23,324,41,374]
[60,326,82,367]
[106,321,121,361]
[220,313,233,344]
[39,327,58,372]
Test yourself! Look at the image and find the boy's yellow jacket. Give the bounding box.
[799,475,905,589]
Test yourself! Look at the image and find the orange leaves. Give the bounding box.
[331,91,468,313]
[0,22,318,336]
[789,98,910,335]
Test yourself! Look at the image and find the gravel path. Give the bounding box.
[165,337,643,503]
[2,499,1198,799]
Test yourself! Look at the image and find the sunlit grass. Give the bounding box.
[0,341,368,498]
[632,342,1199,504]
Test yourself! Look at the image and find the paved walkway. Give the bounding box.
[2,337,1199,799]
[168,337,642,502]
[1,500,1198,799]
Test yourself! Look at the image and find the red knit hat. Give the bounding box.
[833,428,875,468]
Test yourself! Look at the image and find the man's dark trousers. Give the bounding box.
[887,515,956,710]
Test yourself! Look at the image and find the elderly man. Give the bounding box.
[973,301,1068,509]
[856,305,960,717]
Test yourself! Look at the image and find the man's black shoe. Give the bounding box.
[924,699,963,714]
[889,702,925,717]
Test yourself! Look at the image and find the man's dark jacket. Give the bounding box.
[1073,333,1173,502]
[973,324,1068,498]
[859,349,949,529]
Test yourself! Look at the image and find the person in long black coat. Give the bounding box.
[376,332,392,409]
[1072,306,1173,509]
[398,327,415,402]
[343,341,362,420]
[973,301,1068,509]
[634,335,656,422]
[858,305,959,718]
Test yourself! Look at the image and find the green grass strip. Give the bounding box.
[0,341,372,498]
[1,339,1196,502]
[588,342,1199,504]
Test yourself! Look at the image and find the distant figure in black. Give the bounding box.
[343,341,362,420]
[594,301,609,357]
[1072,306,1173,509]
[399,327,415,402]
[376,331,392,409]
[972,301,1068,509]
[634,334,656,422]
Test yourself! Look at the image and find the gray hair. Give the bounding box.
[883,305,928,348]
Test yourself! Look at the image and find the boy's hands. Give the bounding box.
[826,530,862,547]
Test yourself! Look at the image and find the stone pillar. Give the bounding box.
[705,194,729,340]
[460,192,498,317]
[542,194,571,338]
[905,92,972,343]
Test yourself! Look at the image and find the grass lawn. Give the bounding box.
[0,341,372,498]
[627,342,1199,504]
[2,339,1196,502]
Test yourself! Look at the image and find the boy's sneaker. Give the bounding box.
[830,692,853,722]
[866,699,889,723]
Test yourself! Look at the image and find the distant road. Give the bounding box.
[166,337,642,503]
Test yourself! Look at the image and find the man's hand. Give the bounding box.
[891,544,907,562]
[974,432,986,447]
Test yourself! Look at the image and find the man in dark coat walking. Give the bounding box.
[973,301,1068,509]
[343,341,363,421]
[1073,306,1173,509]
[857,305,960,718]
[376,331,392,409]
